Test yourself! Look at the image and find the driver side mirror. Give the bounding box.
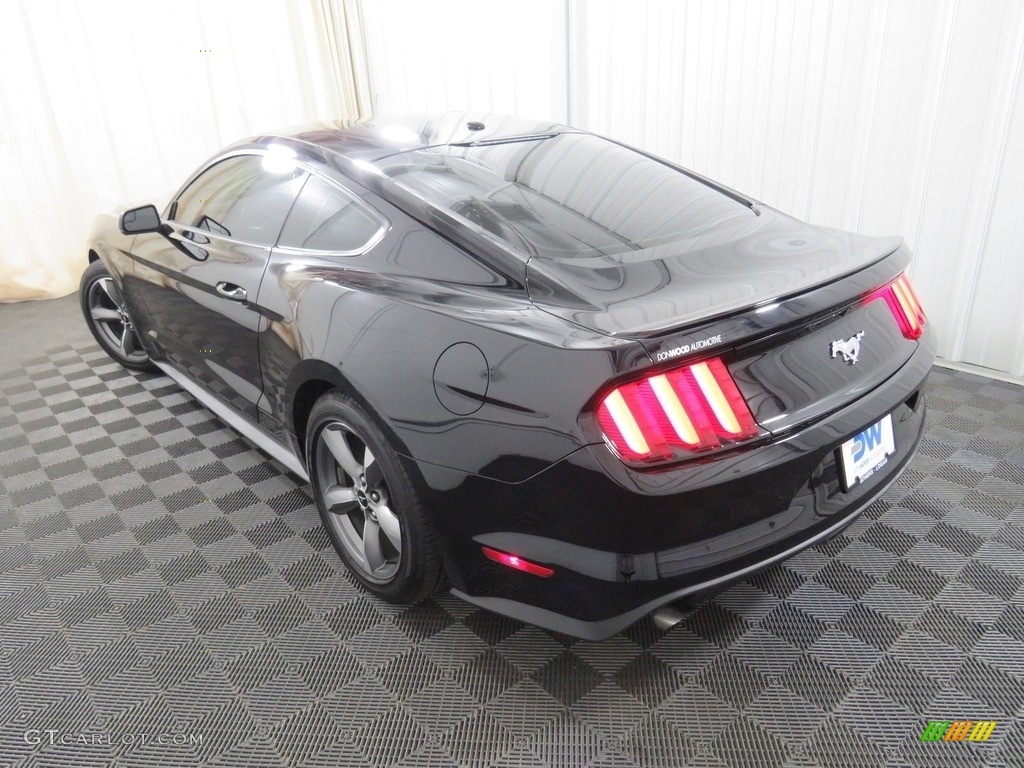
[119,204,162,235]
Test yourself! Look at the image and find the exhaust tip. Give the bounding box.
[651,603,688,631]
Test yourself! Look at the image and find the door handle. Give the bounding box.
[216,282,247,301]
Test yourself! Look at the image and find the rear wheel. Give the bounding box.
[80,261,154,371]
[307,390,444,603]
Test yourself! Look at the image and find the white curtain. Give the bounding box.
[0,0,371,303]
[566,0,1024,377]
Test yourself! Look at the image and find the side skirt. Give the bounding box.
[154,361,309,482]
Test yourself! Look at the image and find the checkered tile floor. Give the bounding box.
[1,341,1022,767]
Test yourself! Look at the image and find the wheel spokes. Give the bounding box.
[375,503,402,550]
[364,448,384,488]
[362,518,384,572]
[322,428,363,480]
[323,485,358,514]
[99,277,122,306]
[91,307,120,323]
[120,326,136,356]
[316,420,402,583]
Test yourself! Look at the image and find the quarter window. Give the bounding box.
[278,175,383,252]
[172,155,306,247]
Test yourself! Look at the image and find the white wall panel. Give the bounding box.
[568,0,1024,376]
[361,0,567,121]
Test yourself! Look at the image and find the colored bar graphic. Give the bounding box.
[921,721,949,741]
[944,721,973,741]
[969,721,998,742]
[920,720,997,742]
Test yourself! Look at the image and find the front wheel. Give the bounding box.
[79,261,155,371]
[307,390,445,603]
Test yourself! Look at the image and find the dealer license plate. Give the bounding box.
[838,414,896,490]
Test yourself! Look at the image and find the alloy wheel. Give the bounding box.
[87,277,148,363]
[314,421,402,583]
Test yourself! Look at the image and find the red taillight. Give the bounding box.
[596,356,759,463]
[867,273,926,340]
[482,547,555,577]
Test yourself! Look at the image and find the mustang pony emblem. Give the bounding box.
[830,331,865,365]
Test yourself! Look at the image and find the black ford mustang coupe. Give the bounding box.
[82,114,934,639]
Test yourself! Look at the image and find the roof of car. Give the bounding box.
[258,112,580,163]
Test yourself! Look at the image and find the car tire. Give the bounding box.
[307,390,445,603]
[80,260,156,372]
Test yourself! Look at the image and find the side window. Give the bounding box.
[278,175,383,252]
[172,155,306,246]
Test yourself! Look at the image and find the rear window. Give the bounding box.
[376,133,753,260]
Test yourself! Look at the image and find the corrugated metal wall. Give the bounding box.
[363,0,1024,378]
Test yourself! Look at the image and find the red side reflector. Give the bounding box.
[482,547,555,578]
[867,273,926,340]
[596,355,758,463]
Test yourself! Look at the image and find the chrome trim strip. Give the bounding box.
[271,222,388,257]
[154,361,309,482]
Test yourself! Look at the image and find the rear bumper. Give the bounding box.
[413,330,934,640]
[453,465,908,640]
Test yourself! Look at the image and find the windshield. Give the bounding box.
[376,133,754,261]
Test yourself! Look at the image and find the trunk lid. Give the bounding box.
[525,207,901,339]
[526,208,921,437]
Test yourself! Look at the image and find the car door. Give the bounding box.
[130,152,307,419]
[254,172,390,439]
